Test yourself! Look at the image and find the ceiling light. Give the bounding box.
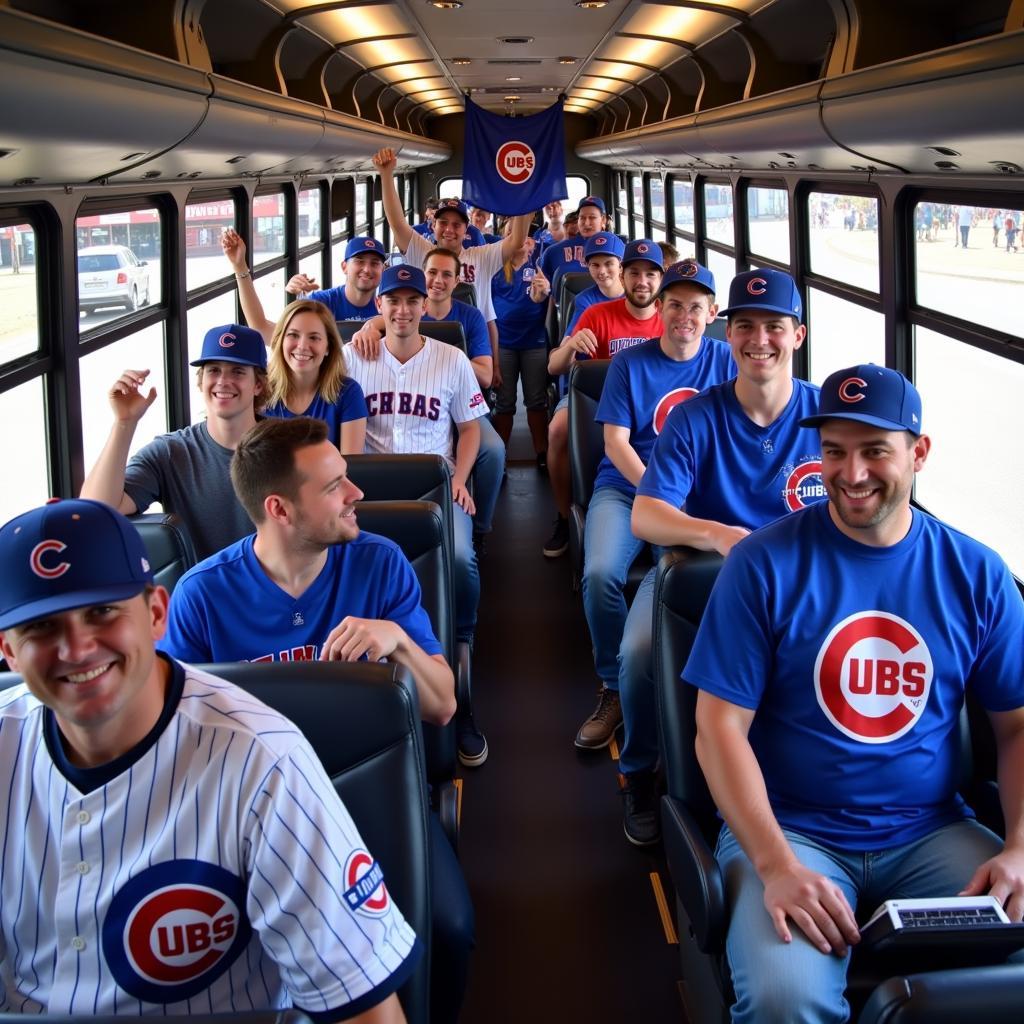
[575,0,607,7]
[558,56,577,64]
[506,76,521,82]
[450,57,472,65]
[498,36,534,44]
[428,0,463,8]
[504,94,522,101]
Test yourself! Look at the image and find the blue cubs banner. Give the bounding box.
[461,96,568,215]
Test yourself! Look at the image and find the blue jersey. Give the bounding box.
[565,283,621,336]
[412,222,433,239]
[462,225,487,247]
[423,299,490,359]
[304,287,378,323]
[637,378,825,527]
[263,377,368,447]
[685,501,1024,850]
[491,261,547,350]
[160,531,442,664]
[540,239,587,299]
[594,337,735,496]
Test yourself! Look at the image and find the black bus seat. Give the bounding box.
[420,319,468,354]
[452,281,476,308]
[128,512,197,594]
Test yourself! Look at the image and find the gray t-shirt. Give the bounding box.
[124,421,253,560]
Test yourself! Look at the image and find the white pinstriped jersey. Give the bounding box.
[344,336,488,469]
[403,231,503,323]
[0,661,416,1016]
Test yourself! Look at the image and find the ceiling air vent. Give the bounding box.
[487,59,543,65]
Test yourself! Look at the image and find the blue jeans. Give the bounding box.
[471,417,504,535]
[452,505,479,643]
[581,487,650,691]
[618,565,657,775]
[716,820,1003,1024]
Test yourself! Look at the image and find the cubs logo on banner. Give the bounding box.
[462,97,568,216]
[103,860,252,1004]
[814,611,934,744]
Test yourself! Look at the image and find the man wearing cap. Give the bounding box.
[542,239,665,560]
[575,263,734,786]
[686,366,1024,1023]
[412,197,439,238]
[533,199,567,251]
[538,195,610,301]
[81,324,268,561]
[623,268,825,844]
[0,498,417,1022]
[562,230,626,336]
[221,228,386,344]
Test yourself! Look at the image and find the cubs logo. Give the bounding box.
[103,861,251,1004]
[397,268,411,280]
[593,235,607,246]
[652,388,699,434]
[636,243,650,254]
[782,459,825,511]
[218,332,236,348]
[30,539,70,579]
[838,376,867,403]
[362,239,378,249]
[343,849,391,918]
[746,277,768,296]
[496,141,536,185]
[814,611,933,744]
[675,261,699,278]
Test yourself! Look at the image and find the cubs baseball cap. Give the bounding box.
[344,236,385,260]
[583,232,626,262]
[720,268,803,322]
[577,196,606,215]
[434,198,470,223]
[191,324,267,370]
[659,259,716,297]
[622,239,664,269]
[378,264,428,297]
[0,499,154,631]
[800,364,923,435]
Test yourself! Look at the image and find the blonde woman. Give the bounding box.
[263,299,367,453]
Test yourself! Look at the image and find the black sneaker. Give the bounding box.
[457,714,489,768]
[621,770,660,846]
[542,515,569,558]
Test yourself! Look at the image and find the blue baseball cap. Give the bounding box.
[378,264,427,297]
[577,196,606,215]
[583,232,625,262]
[191,324,267,370]
[434,198,470,223]
[720,268,803,322]
[622,239,664,269]
[0,499,154,631]
[659,259,716,297]
[800,364,923,435]
[344,236,386,261]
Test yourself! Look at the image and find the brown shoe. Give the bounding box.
[575,687,622,749]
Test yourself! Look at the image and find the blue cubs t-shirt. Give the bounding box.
[263,377,368,446]
[565,283,621,336]
[540,239,588,299]
[637,378,825,526]
[685,501,1024,849]
[594,337,735,496]
[491,262,547,350]
[422,299,489,359]
[304,287,378,323]
[160,531,442,664]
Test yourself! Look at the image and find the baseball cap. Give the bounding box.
[577,196,606,215]
[0,499,154,631]
[434,198,470,223]
[344,236,385,261]
[191,324,267,370]
[720,268,803,322]
[659,259,716,297]
[378,264,428,297]
[583,232,626,262]
[800,364,923,435]
[622,239,664,269]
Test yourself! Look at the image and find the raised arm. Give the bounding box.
[221,228,276,344]
[499,213,533,262]
[372,148,413,254]
[631,494,749,556]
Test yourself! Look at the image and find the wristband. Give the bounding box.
[235,270,251,280]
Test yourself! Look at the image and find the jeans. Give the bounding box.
[471,417,504,535]
[452,504,479,643]
[716,820,1003,1024]
[581,486,650,691]
[617,565,658,774]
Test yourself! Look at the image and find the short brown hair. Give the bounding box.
[424,247,460,275]
[230,417,327,523]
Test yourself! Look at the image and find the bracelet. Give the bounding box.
[235,270,251,280]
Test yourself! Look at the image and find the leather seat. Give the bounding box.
[129,512,197,594]
[452,281,476,308]
[420,319,467,354]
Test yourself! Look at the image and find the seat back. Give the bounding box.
[568,358,611,514]
[336,319,365,342]
[558,271,592,332]
[0,666,430,1024]
[452,281,476,307]
[129,512,197,594]
[420,319,467,354]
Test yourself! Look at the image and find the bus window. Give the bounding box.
[914,326,1024,577]
[299,187,322,249]
[355,180,369,234]
[747,186,790,264]
[186,197,236,291]
[0,379,48,523]
[808,191,879,292]
[806,288,884,383]
[299,251,324,288]
[631,173,644,238]
[649,176,667,243]
[671,178,695,248]
[704,248,736,310]
[253,268,288,329]
[703,182,734,246]
[253,191,286,266]
[0,223,38,362]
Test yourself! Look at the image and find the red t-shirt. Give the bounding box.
[574,297,663,358]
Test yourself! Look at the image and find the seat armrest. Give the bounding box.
[569,503,586,593]
[662,795,727,954]
[437,780,460,857]
[456,640,472,713]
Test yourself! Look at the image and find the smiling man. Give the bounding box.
[81,323,268,560]
[0,498,415,1022]
[687,366,1024,1023]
